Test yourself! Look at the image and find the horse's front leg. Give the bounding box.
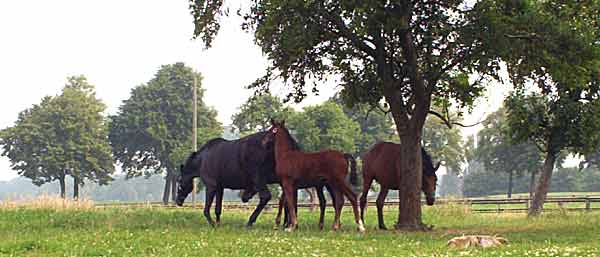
[281,179,298,232]
[214,187,224,226]
[204,187,217,227]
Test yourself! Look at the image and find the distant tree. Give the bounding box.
[439,172,462,197]
[330,95,395,156]
[0,76,114,198]
[109,63,222,205]
[474,108,543,198]
[288,101,360,154]
[423,111,465,175]
[232,93,294,136]
[482,0,600,216]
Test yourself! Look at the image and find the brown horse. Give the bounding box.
[263,120,365,232]
[359,141,440,230]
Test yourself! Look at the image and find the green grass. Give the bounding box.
[1,205,599,257]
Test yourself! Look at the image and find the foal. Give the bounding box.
[264,120,365,232]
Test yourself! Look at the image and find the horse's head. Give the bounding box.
[176,152,201,206]
[421,148,440,206]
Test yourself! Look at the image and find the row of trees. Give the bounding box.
[0,63,222,203]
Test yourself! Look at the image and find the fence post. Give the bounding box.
[585,196,591,211]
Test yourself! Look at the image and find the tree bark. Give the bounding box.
[528,151,557,217]
[170,172,177,203]
[529,170,537,198]
[507,171,513,198]
[394,136,426,230]
[162,172,172,205]
[73,176,80,200]
[59,176,66,199]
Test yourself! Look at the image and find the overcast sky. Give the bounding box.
[0,0,511,181]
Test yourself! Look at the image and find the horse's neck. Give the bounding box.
[274,134,294,159]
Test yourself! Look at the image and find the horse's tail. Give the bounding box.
[344,153,358,186]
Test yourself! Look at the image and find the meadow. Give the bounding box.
[1,198,599,257]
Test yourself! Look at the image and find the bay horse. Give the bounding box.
[176,132,277,227]
[263,120,365,232]
[359,141,440,230]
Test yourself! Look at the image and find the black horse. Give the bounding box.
[176,132,276,227]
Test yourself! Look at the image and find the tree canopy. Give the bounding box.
[0,76,114,198]
[231,93,294,136]
[109,63,222,204]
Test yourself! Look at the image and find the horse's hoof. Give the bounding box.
[319,224,324,230]
[379,226,388,230]
[357,221,366,233]
[284,227,294,232]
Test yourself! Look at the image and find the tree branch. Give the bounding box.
[427,110,484,129]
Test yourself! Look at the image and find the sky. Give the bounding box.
[0,0,512,181]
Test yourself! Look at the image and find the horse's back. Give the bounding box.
[362,141,401,189]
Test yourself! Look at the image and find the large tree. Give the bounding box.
[474,108,543,198]
[0,76,114,198]
[492,1,600,216]
[109,63,222,205]
[189,1,498,229]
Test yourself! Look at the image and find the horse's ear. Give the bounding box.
[270,118,275,126]
[281,119,285,126]
[179,164,184,171]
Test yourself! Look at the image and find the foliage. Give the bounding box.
[463,165,600,197]
[475,108,543,177]
[287,101,360,153]
[0,76,114,198]
[422,112,465,174]
[232,93,294,136]
[109,63,222,179]
[330,95,395,156]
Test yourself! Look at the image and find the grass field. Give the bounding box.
[1,199,599,257]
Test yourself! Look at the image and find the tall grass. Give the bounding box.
[0,194,94,210]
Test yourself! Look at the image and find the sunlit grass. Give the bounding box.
[0,201,599,256]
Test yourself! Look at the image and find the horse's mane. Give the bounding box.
[184,138,226,169]
[421,147,437,177]
[280,126,301,151]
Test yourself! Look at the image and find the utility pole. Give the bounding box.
[192,75,198,208]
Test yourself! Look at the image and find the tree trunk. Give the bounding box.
[528,151,557,217]
[162,172,172,205]
[59,176,66,199]
[394,137,426,230]
[170,172,177,203]
[507,171,513,198]
[73,177,80,200]
[529,170,537,198]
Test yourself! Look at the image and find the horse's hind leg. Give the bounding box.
[360,174,374,225]
[331,188,344,231]
[316,185,327,230]
[204,188,217,226]
[376,188,389,230]
[214,187,224,226]
[338,181,366,232]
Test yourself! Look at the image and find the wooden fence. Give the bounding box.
[95,196,600,213]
